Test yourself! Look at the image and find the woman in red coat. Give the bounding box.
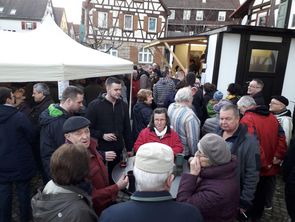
[134,108,183,155]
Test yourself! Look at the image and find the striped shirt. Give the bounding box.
[168,103,200,156]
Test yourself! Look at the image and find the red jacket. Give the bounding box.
[240,106,287,176]
[87,139,119,215]
[134,127,183,154]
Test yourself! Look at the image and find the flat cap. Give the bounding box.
[63,116,91,134]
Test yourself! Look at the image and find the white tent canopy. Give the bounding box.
[0,16,133,82]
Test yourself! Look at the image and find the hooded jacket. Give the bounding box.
[31,180,97,222]
[0,104,36,182]
[132,101,153,141]
[240,106,287,176]
[39,104,71,181]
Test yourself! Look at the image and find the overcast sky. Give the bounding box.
[51,0,83,24]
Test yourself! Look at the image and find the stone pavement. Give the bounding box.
[12,174,290,222]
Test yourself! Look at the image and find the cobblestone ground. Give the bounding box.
[12,175,290,222]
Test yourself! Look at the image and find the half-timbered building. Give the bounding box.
[82,0,170,64]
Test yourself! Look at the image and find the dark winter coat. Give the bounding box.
[132,101,153,141]
[283,138,295,184]
[0,104,36,182]
[177,157,239,222]
[252,91,265,106]
[39,104,71,182]
[100,191,204,222]
[31,183,97,222]
[217,124,260,209]
[85,94,133,153]
[29,96,54,127]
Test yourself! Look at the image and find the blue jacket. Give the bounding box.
[0,104,36,182]
[39,104,71,182]
[100,191,203,222]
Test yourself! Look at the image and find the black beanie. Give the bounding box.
[272,95,289,106]
[63,116,91,134]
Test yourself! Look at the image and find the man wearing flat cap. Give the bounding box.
[100,142,203,222]
[63,116,128,216]
[269,95,293,146]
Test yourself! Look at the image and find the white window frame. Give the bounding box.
[10,9,16,15]
[0,7,4,13]
[183,10,191,20]
[138,48,153,64]
[99,44,118,57]
[148,17,157,33]
[124,15,133,31]
[98,12,108,28]
[218,11,226,21]
[196,10,203,21]
[168,10,175,20]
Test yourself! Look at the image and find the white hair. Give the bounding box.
[133,166,172,191]
[237,95,256,108]
[174,87,193,103]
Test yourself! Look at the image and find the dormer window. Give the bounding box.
[0,7,4,13]
[10,9,16,15]
[218,11,226,21]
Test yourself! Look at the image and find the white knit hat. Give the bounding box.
[135,142,174,174]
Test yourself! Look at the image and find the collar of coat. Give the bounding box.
[131,191,173,202]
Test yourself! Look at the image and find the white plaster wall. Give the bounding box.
[204,34,218,84]
[217,33,241,96]
[0,19,41,32]
[281,38,295,114]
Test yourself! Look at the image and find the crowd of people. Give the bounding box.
[0,63,295,222]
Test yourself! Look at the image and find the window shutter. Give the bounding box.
[130,46,138,63]
[21,21,25,30]
[93,11,98,27]
[33,22,37,29]
[144,16,148,32]
[134,15,138,30]
[157,17,161,33]
[108,12,113,28]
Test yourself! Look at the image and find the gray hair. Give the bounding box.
[237,95,256,108]
[33,83,50,96]
[133,166,172,192]
[220,104,240,118]
[174,87,193,103]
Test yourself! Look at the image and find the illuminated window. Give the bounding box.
[249,49,278,73]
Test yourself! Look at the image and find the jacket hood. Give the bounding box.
[246,105,270,116]
[39,104,68,127]
[0,105,18,123]
[31,184,93,222]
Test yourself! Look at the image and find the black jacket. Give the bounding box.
[39,104,71,182]
[0,105,36,182]
[252,91,265,106]
[85,94,133,152]
[283,138,295,184]
[29,96,54,127]
[132,101,153,141]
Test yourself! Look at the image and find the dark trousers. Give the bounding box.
[248,176,276,220]
[285,183,295,221]
[0,180,31,222]
[264,176,276,207]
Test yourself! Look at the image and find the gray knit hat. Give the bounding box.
[197,133,231,166]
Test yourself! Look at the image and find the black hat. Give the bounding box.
[63,116,91,134]
[272,95,289,106]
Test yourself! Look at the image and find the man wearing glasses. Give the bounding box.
[247,79,265,105]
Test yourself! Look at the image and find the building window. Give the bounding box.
[148,17,157,32]
[183,10,191,20]
[218,11,226,21]
[257,12,267,26]
[0,7,4,13]
[292,14,295,27]
[10,9,16,15]
[99,44,118,57]
[249,49,278,73]
[168,10,175,20]
[98,12,108,28]
[138,48,153,63]
[196,10,203,21]
[124,15,133,31]
[25,22,34,30]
